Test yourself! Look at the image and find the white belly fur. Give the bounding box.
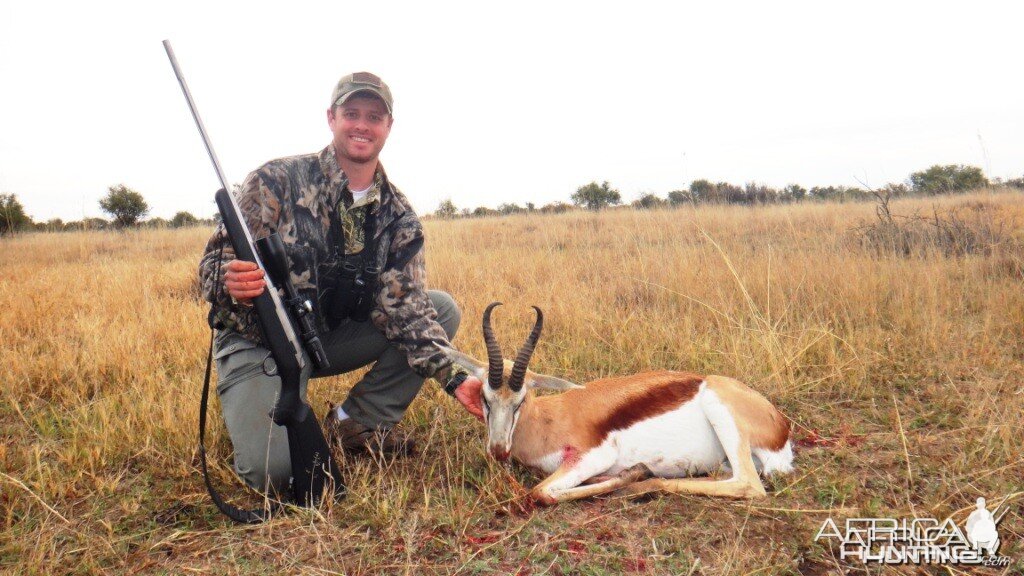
[530,392,727,477]
[605,396,726,477]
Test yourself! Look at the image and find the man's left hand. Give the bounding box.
[454,376,484,421]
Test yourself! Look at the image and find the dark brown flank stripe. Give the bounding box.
[593,375,704,442]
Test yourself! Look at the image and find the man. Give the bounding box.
[198,72,483,496]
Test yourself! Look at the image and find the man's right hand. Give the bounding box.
[454,376,485,422]
[223,260,266,305]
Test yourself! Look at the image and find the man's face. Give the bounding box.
[327,95,393,166]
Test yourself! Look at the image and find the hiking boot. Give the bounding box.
[324,408,416,457]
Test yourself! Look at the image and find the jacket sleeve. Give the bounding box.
[196,173,281,338]
[370,212,454,380]
[198,224,236,311]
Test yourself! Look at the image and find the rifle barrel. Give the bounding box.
[162,40,231,193]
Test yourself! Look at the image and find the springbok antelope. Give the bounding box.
[442,302,794,505]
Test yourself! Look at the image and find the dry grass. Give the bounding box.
[1,190,1022,574]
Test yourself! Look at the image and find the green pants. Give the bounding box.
[214,290,460,493]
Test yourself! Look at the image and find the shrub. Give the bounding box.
[171,211,199,228]
[688,179,716,202]
[1004,176,1024,190]
[632,193,666,209]
[498,203,526,215]
[540,201,573,214]
[434,199,457,219]
[471,206,499,218]
[909,165,988,195]
[667,190,692,205]
[0,193,32,235]
[781,184,807,202]
[853,189,1017,257]
[99,184,149,228]
[571,181,621,211]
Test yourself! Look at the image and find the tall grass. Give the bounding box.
[1,190,1021,574]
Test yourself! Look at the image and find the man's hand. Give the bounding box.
[454,376,484,421]
[223,260,266,304]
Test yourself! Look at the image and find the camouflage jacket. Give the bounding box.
[198,145,453,380]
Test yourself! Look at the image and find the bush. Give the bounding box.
[715,182,744,204]
[434,199,457,219]
[471,206,499,218]
[809,186,868,202]
[498,203,526,215]
[41,218,64,233]
[99,184,149,228]
[853,190,1016,257]
[540,201,573,214]
[667,190,692,205]
[632,193,666,209]
[571,181,621,211]
[781,184,807,202]
[909,165,988,195]
[171,211,199,228]
[1004,176,1024,190]
[688,179,715,202]
[0,194,33,235]
[742,183,779,205]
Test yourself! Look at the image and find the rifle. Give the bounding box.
[163,40,343,523]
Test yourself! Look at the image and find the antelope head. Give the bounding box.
[442,302,581,461]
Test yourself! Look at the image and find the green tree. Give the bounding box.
[632,193,666,209]
[571,181,621,211]
[688,179,717,202]
[171,211,199,228]
[434,199,458,219]
[909,165,988,195]
[782,184,807,202]
[471,206,499,218]
[99,184,149,228]
[714,182,744,204]
[540,201,572,214]
[84,217,110,230]
[0,193,32,235]
[667,189,692,205]
[498,202,525,215]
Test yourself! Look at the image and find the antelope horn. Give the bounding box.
[508,306,543,391]
[482,302,504,389]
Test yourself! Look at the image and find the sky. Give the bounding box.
[1,0,1021,222]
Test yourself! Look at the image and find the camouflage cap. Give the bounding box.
[331,72,393,114]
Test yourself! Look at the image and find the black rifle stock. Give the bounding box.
[164,40,342,522]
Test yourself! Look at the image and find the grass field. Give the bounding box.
[2,190,1023,575]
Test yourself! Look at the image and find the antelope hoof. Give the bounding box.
[529,489,558,507]
[742,485,768,499]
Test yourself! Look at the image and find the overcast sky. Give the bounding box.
[1,1,1021,222]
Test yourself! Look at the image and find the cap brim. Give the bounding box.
[334,88,392,114]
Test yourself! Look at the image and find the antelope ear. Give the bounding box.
[527,371,584,391]
[438,345,487,380]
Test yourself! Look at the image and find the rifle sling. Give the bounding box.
[199,326,280,523]
[198,234,342,524]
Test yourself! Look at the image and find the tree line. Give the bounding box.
[430,164,1022,219]
[0,184,213,235]
[1,164,1021,235]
